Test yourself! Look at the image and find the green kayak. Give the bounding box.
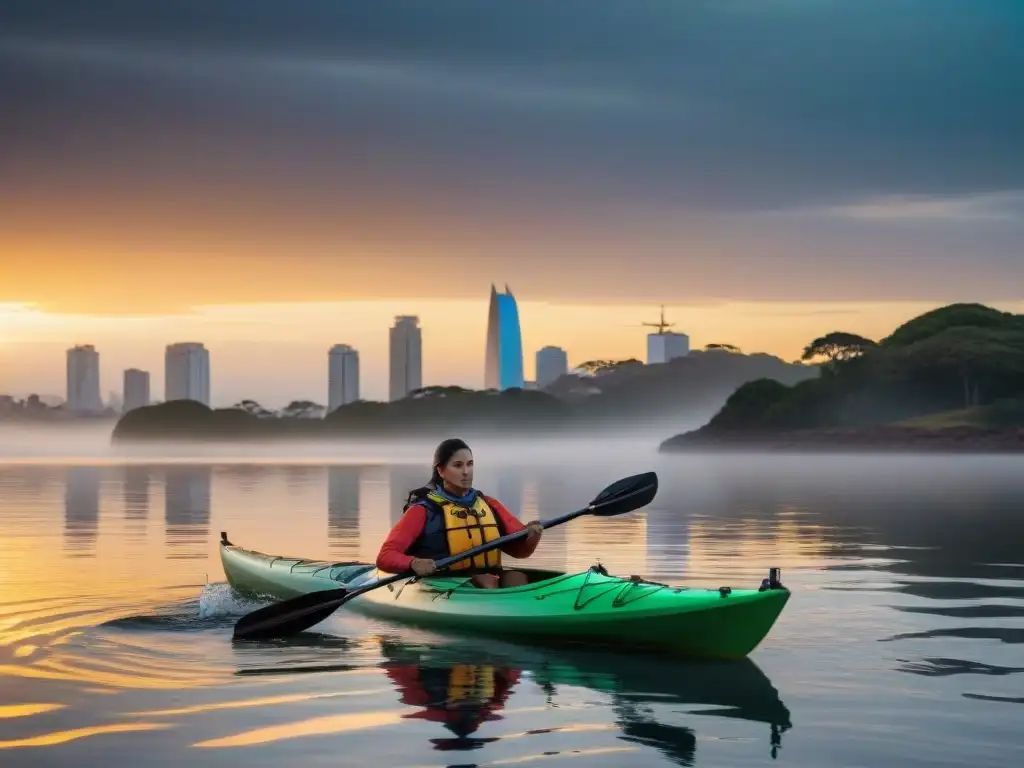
[219,532,791,660]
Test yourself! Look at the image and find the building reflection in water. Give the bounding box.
[122,465,151,541]
[314,462,682,578]
[525,468,573,572]
[64,466,100,558]
[644,506,690,581]
[284,465,319,497]
[164,465,212,560]
[327,465,362,560]
[388,463,428,527]
[493,468,524,522]
[350,465,401,562]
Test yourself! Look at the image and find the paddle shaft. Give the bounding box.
[327,505,594,609]
[312,478,659,605]
[335,479,654,605]
[230,471,658,640]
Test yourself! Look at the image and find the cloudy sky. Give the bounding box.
[1,0,1022,403]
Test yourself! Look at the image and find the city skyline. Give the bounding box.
[29,289,706,410]
[4,296,1024,408]
[1,2,1021,406]
[39,288,577,410]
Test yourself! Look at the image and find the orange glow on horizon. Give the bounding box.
[2,298,1022,405]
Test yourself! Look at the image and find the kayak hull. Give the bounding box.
[219,533,790,660]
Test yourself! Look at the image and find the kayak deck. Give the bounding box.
[219,532,791,659]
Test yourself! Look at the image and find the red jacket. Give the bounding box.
[376,494,539,573]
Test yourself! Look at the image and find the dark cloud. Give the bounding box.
[6,0,1023,205]
[1,0,1022,304]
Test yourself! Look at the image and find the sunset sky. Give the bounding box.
[2,1,1022,406]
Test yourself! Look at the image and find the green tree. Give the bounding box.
[883,303,1023,348]
[704,343,741,353]
[234,400,276,418]
[575,359,643,376]
[801,332,877,367]
[894,327,1024,408]
[281,400,326,419]
[705,378,792,430]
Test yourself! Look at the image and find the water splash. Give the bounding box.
[198,582,267,621]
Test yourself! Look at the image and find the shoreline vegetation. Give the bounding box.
[109,348,815,442]
[24,302,1017,455]
[659,303,1024,454]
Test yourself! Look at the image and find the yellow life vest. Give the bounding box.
[425,490,503,571]
[446,664,497,707]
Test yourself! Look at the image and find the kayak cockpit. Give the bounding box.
[416,563,658,592]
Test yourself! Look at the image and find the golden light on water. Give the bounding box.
[0,722,173,749]
[0,703,66,719]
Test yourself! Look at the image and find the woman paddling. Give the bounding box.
[375,438,543,588]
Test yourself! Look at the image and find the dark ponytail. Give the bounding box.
[404,437,471,510]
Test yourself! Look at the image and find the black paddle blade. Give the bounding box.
[588,471,659,516]
[232,587,349,641]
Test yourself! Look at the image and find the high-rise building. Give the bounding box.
[535,345,568,388]
[66,344,102,413]
[647,332,690,364]
[164,342,210,405]
[484,284,525,391]
[389,316,422,401]
[122,368,151,413]
[643,306,690,364]
[328,344,360,411]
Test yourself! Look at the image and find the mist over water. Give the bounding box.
[0,438,1021,766]
[0,422,678,465]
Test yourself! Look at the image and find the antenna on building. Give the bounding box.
[641,305,675,335]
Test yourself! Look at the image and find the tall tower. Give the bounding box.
[328,344,360,411]
[643,306,690,364]
[164,342,211,405]
[484,284,525,391]
[389,316,422,401]
[535,346,569,388]
[122,368,151,413]
[66,344,102,413]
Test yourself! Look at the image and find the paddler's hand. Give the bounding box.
[525,521,543,540]
[410,558,437,576]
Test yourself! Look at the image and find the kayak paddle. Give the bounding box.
[231,470,659,641]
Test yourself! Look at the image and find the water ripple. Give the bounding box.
[0,456,1022,767]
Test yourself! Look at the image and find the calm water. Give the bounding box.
[1,448,1022,767]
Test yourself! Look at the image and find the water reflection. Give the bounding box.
[381,644,521,750]
[164,465,211,560]
[494,468,525,522]
[388,464,427,527]
[530,466,581,568]
[63,466,100,558]
[283,465,319,497]
[327,466,361,559]
[376,632,791,763]
[121,466,150,542]
[0,455,1022,766]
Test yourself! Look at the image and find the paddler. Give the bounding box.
[375,438,543,588]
